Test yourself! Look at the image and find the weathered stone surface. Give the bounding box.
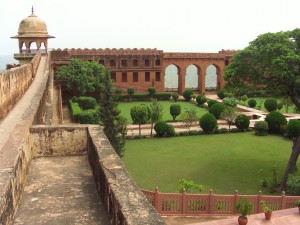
[30,125,88,157]
[88,126,165,225]
[13,155,110,225]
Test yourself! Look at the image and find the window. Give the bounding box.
[133,59,138,67]
[225,60,229,66]
[110,60,116,67]
[99,59,105,65]
[155,59,161,66]
[121,59,127,67]
[145,72,150,82]
[111,72,116,82]
[145,59,150,67]
[122,72,127,82]
[133,72,138,82]
[155,72,161,81]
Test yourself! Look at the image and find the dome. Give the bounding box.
[18,13,48,35]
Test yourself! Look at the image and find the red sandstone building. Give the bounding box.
[12,9,235,94]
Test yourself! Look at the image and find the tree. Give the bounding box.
[224,28,300,111]
[180,107,198,131]
[280,120,300,190]
[55,58,104,96]
[149,99,163,137]
[220,107,237,131]
[130,104,150,137]
[281,96,293,113]
[99,69,127,157]
[127,87,135,102]
[170,104,181,121]
[148,87,156,99]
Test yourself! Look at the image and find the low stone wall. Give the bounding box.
[0,52,41,120]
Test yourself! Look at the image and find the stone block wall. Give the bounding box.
[0,52,41,120]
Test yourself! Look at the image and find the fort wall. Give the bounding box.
[0,52,41,120]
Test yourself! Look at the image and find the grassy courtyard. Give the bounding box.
[118,101,208,124]
[122,132,299,195]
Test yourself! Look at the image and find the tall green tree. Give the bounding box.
[99,69,127,157]
[224,28,300,191]
[149,100,163,137]
[225,28,300,110]
[55,58,104,96]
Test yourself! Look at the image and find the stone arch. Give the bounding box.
[185,64,199,90]
[29,41,38,53]
[164,64,180,92]
[205,64,220,92]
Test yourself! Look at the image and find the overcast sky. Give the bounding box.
[1,0,300,56]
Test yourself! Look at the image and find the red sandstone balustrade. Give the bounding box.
[142,188,300,216]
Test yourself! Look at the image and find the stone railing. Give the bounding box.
[0,52,41,120]
[142,188,300,216]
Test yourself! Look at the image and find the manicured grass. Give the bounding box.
[118,101,208,124]
[122,132,299,195]
[239,97,295,113]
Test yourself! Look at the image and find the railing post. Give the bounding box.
[154,187,160,213]
[257,191,262,213]
[281,191,286,210]
[209,189,213,214]
[234,190,239,214]
[182,189,187,214]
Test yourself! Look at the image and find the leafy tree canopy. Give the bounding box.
[224,28,300,110]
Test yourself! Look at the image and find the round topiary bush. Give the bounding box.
[209,102,225,119]
[264,98,278,112]
[170,104,181,121]
[199,113,217,133]
[248,99,257,108]
[254,121,269,136]
[277,103,283,110]
[154,121,175,137]
[265,111,287,133]
[235,114,250,131]
[172,92,179,101]
[217,89,226,99]
[207,100,218,108]
[164,124,176,137]
[286,119,300,137]
[182,89,194,101]
[196,94,207,105]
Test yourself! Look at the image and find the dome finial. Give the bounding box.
[31,6,34,14]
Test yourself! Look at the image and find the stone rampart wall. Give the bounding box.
[0,52,41,120]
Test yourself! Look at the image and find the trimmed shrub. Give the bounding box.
[183,89,193,101]
[71,96,78,103]
[248,99,257,108]
[154,92,171,101]
[154,121,175,137]
[209,102,225,119]
[165,124,176,137]
[69,100,82,121]
[127,87,135,95]
[115,88,123,95]
[222,97,238,108]
[264,98,278,112]
[217,89,226,99]
[172,92,179,101]
[265,111,287,133]
[230,128,240,133]
[77,96,97,110]
[170,104,181,121]
[286,119,300,138]
[196,94,207,105]
[207,100,218,108]
[199,113,217,134]
[277,103,283,110]
[235,114,250,131]
[148,87,156,97]
[218,128,229,134]
[78,110,100,124]
[254,121,269,136]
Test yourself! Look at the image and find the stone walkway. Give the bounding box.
[0,56,47,155]
[13,155,110,225]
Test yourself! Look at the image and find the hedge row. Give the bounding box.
[118,92,171,101]
[69,100,99,124]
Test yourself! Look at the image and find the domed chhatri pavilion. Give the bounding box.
[11,7,55,64]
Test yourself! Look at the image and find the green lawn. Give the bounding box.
[239,97,295,113]
[118,101,208,124]
[122,133,299,195]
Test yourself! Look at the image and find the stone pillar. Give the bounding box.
[25,42,31,53]
[178,65,186,94]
